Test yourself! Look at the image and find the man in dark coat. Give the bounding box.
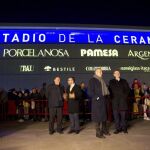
[46,76,65,134]
[88,68,110,138]
[109,70,130,134]
[66,77,82,134]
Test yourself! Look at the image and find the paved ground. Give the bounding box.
[0,119,150,150]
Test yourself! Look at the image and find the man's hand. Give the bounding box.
[69,93,75,99]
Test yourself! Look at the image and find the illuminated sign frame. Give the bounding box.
[0,26,150,44]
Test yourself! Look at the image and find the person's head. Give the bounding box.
[12,89,17,95]
[42,82,46,88]
[24,92,28,97]
[113,70,121,79]
[24,89,29,96]
[142,83,148,90]
[18,91,23,97]
[95,68,103,77]
[54,76,61,85]
[80,82,85,89]
[32,88,37,94]
[132,79,141,88]
[133,79,138,84]
[67,77,75,86]
[134,83,139,89]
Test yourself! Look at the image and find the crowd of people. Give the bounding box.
[0,82,90,123]
[0,69,150,138]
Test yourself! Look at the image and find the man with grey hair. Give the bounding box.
[88,68,110,138]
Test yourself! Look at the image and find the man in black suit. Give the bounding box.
[66,77,82,134]
[109,70,130,134]
[46,76,65,134]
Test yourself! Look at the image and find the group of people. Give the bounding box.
[1,84,48,122]
[131,79,150,120]
[1,68,150,139]
[47,68,131,138]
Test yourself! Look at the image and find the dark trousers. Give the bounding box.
[69,113,80,131]
[113,109,127,131]
[95,121,108,135]
[49,107,63,132]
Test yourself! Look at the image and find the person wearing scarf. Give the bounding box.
[88,68,110,138]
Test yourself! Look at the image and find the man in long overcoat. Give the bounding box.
[88,68,110,138]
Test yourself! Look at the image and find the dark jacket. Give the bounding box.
[66,84,82,113]
[30,93,41,100]
[0,89,8,103]
[22,95,31,100]
[88,77,107,122]
[109,78,130,110]
[46,84,65,108]
[130,88,144,104]
[40,87,47,100]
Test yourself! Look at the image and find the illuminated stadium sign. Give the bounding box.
[0,27,150,44]
[0,25,150,89]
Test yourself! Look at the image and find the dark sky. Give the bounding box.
[0,0,149,26]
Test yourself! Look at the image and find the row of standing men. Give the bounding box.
[46,68,130,138]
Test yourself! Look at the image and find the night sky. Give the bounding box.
[0,0,149,26]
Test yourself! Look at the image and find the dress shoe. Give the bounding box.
[57,131,64,134]
[96,133,106,138]
[123,130,128,134]
[103,131,111,136]
[114,129,121,134]
[49,130,55,135]
[75,130,80,134]
[68,130,74,134]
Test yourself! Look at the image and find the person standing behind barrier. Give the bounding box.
[22,89,30,120]
[8,89,18,120]
[66,77,82,134]
[79,82,89,124]
[109,70,130,134]
[88,68,110,138]
[17,91,24,123]
[40,83,48,122]
[30,88,41,121]
[131,83,143,118]
[46,76,65,134]
[141,83,150,120]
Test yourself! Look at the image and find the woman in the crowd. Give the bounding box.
[22,89,30,120]
[132,79,141,89]
[7,89,18,120]
[141,83,150,120]
[17,91,24,122]
[131,83,143,118]
[30,88,41,121]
